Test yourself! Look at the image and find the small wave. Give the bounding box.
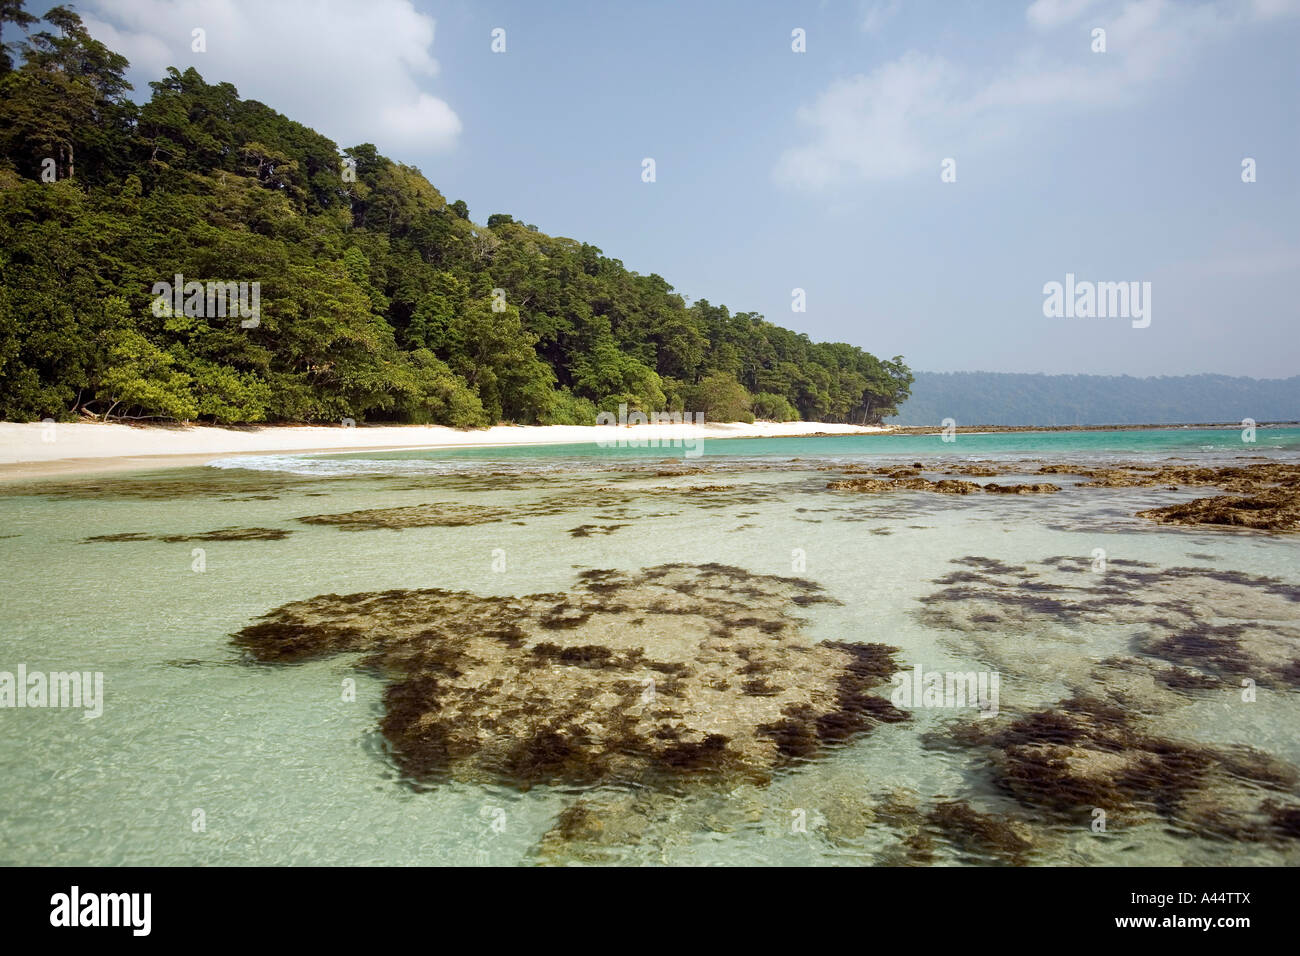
[205,435,1300,478]
[204,453,670,479]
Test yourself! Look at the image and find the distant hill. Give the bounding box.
[887,372,1300,427]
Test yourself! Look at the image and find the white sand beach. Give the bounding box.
[0,419,891,479]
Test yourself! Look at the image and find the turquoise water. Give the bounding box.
[1,427,1298,865]
[324,425,1300,464]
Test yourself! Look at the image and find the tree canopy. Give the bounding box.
[0,4,912,425]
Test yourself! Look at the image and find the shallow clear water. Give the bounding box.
[1,427,1298,865]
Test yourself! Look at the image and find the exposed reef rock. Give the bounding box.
[1056,462,1300,492]
[982,483,1061,495]
[823,461,1298,533]
[233,563,906,789]
[1062,463,1300,532]
[828,477,982,494]
[827,477,1059,495]
[1138,490,1300,532]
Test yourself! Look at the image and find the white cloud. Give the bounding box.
[861,1,902,33]
[1026,0,1100,29]
[777,0,1294,188]
[1249,0,1300,17]
[81,0,461,156]
[774,54,966,187]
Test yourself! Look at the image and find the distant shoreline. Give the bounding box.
[0,419,888,481]
[2,419,1295,482]
[888,421,1299,434]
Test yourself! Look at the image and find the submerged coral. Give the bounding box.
[919,555,1300,688]
[0,470,312,501]
[939,693,1300,843]
[233,563,906,789]
[83,527,292,543]
[922,800,1036,865]
[568,523,629,537]
[297,503,515,530]
[914,554,1300,846]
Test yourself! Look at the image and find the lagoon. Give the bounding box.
[1,427,1297,865]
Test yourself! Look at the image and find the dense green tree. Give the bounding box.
[751,392,800,422]
[97,326,197,421]
[0,2,911,426]
[0,5,133,183]
[690,371,754,423]
[0,0,36,74]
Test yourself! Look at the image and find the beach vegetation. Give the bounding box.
[0,4,913,426]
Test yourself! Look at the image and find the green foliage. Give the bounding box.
[97,326,197,421]
[690,371,754,424]
[539,388,599,426]
[752,392,800,422]
[389,349,489,427]
[0,3,912,426]
[572,338,665,415]
[0,1,37,75]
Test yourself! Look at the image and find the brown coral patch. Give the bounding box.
[942,694,1298,840]
[1137,490,1300,532]
[1068,462,1300,493]
[828,477,983,495]
[923,801,1036,865]
[822,460,1300,533]
[84,526,292,543]
[827,476,1058,496]
[569,524,628,537]
[981,483,1061,495]
[232,564,904,789]
[919,555,1300,687]
[297,503,514,530]
[0,470,311,501]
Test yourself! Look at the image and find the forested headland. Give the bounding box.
[0,5,912,427]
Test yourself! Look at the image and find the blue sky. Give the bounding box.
[83,0,1300,377]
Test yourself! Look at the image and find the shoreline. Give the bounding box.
[2,419,1295,482]
[0,420,890,481]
